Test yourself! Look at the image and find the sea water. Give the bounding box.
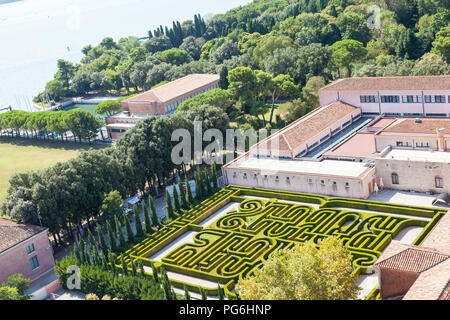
[0,0,250,110]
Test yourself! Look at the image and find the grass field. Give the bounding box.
[0,139,99,204]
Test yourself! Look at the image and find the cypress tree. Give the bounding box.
[91,244,101,266]
[161,268,173,300]
[80,237,90,264]
[129,256,137,277]
[204,169,212,196]
[200,287,207,300]
[101,251,109,270]
[87,228,96,249]
[143,201,152,234]
[165,189,176,220]
[150,262,159,283]
[149,196,159,228]
[194,170,202,201]
[115,215,127,249]
[124,215,135,244]
[134,207,144,238]
[106,220,118,253]
[173,184,181,214]
[179,179,188,210]
[184,285,191,300]
[138,260,145,277]
[120,255,128,276]
[96,223,108,255]
[73,241,82,264]
[217,283,224,300]
[186,178,194,206]
[219,66,229,89]
[211,162,218,190]
[109,252,117,275]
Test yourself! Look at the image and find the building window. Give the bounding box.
[26,244,35,255]
[381,96,400,103]
[233,172,237,178]
[345,182,350,189]
[435,176,443,188]
[416,142,429,148]
[320,180,325,186]
[392,173,399,185]
[360,95,379,103]
[286,177,290,184]
[308,178,313,185]
[425,95,446,103]
[264,175,268,180]
[332,181,337,189]
[402,95,423,103]
[253,173,258,179]
[243,173,248,180]
[275,176,279,182]
[29,256,39,270]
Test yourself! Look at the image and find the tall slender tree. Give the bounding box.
[178,179,188,210]
[184,285,191,300]
[109,252,117,275]
[96,223,108,255]
[186,178,194,206]
[129,255,137,276]
[211,163,218,190]
[200,287,207,300]
[106,220,118,253]
[149,196,160,228]
[173,184,181,214]
[143,201,152,234]
[165,189,176,220]
[124,214,135,244]
[151,262,159,283]
[120,255,128,276]
[115,215,127,249]
[134,207,144,238]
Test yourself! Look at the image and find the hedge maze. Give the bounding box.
[118,185,447,298]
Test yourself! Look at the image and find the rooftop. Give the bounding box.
[230,157,372,178]
[324,132,376,159]
[381,149,450,163]
[320,76,450,91]
[381,118,450,134]
[0,218,46,254]
[255,101,358,154]
[122,73,219,104]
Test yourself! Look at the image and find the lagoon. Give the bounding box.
[0,0,251,110]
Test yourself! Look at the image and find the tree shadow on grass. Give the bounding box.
[0,137,109,152]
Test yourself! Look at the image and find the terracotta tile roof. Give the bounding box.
[439,281,450,300]
[320,76,450,91]
[0,218,46,254]
[259,101,358,155]
[421,211,450,255]
[403,259,450,300]
[123,73,219,104]
[376,247,449,273]
[382,118,450,135]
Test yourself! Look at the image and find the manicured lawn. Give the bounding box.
[0,139,97,204]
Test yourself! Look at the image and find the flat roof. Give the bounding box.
[382,149,450,163]
[368,118,396,130]
[231,157,371,178]
[106,123,136,128]
[320,76,450,91]
[324,132,376,159]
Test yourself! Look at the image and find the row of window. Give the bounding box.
[396,141,430,148]
[164,83,219,113]
[235,172,351,189]
[360,95,449,104]
[391,173,443,188]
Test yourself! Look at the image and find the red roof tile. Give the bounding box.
[376,247,449,273]
[320,76,450,91]
[123,73,219,104]
[0,218,46,253]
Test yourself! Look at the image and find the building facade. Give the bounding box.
[319,76,450,117]
[0,218,55,284]
[106,73,220,140]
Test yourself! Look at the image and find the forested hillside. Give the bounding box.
[35,0,449,128]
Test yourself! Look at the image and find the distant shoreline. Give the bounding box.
[0,0,22,6]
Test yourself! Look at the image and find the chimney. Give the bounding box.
[436,128,445,152]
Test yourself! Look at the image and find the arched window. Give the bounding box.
[392,173,399,185]
[435,176,443,188]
